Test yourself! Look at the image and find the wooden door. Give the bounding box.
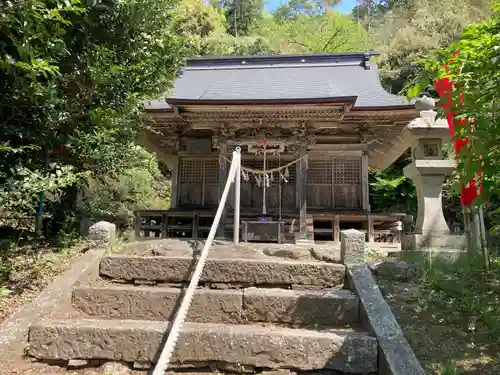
[178,157,220,208]
[239,158,296,213]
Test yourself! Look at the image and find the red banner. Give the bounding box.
[434,52,483,206]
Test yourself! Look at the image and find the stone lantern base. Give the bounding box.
[402,233,467,251]
[402,158,467,252]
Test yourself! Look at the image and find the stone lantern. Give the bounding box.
[401,97,466,250]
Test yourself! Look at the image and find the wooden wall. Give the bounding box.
[175,153,363,211]
[177,155,219,208]
[307,156,362,209]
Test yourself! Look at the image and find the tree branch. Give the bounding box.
[289,39,315,52]
[322,28,342,51]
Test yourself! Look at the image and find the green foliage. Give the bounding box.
[217,0,264,36]
[0,0,183,235]
[406,1,500,207]
[274,0,340,20]
[201,33,278,55]
[377,253,500,373]
[369,152,417,214]
[375,0,491,93]
[78,148,171,230]
[175,0,226,37]
[174,0,227,54]
[253,11,372,53]
[0,143,87,219]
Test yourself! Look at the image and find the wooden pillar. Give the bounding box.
[216,143,228,239]
[361,152,369,211]
[161,212,168,238]
[170,155,179,208]
[367,215,374,243]
[134,211,141,239]
[333,214,340,243]
[192,211,200,239]
[298,143,308,241]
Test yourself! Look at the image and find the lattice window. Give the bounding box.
[204,159,220,184]
[308,160,332,184]
[333,158,361,185]
[179,159,203,184]
[178,158,220,207]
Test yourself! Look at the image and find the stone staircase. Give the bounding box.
[27,240,378,374]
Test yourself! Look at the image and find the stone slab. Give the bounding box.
[347,265,425,375]
[243,288,359,325]
[72,285,359,325]
[99,256,346,287]
[28,319,377,373]
[72,286,243,323]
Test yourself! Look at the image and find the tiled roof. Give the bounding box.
[146,52,410,110]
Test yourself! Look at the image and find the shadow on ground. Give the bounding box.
[376,252,500,375]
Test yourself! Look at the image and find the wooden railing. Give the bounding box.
[134,210,217,239]
[135,209,405,244]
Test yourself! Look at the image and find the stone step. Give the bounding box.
[99,255,346,287]
[28,319,377,374]
[72,284,359,325]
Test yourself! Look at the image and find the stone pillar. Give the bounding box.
[340,229,365,265]
[403,159,453,236]
[88,221,116,249]
[402,158,467,250]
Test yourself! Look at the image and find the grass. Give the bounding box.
[377,252,500,375]
[0,227,136,324]
[0,237,87,324]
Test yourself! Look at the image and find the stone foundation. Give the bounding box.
[402,234,466,251]
[28,319,378,373]
[99,256,346,286]
[72,284,359,325]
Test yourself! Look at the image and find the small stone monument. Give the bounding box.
[88,221,116,249]
[340,229,365,265]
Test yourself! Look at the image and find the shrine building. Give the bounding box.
[137,51,460,249]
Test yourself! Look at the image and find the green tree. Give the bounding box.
[218,0,264,36]
[201,33,278,55]
[375,0,491,93]
[369,152,416,215]
[274,0,340,20]
[0,0,183,237]
[254,12,373,53]
[175,0,226,37]
[79,147,171,230]
[406,0,500,209]
[174,0,227,55]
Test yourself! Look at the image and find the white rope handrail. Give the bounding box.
[152,148,242,375]
[219,153,308,175]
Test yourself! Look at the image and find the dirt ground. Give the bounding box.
[0,244,87,325]
[375,254,500,375]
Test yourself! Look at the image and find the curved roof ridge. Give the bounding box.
[186,51,379,69]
